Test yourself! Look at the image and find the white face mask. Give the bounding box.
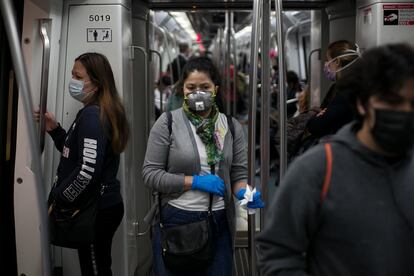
[327,50,361,75]
[68,78,95,102]
[69,78,86,102]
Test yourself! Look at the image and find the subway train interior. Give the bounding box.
[1,0,413,275]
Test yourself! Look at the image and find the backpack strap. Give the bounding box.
[226,114,235,138]
[166,111,172,136]
[320,143,332,204]
[158,111,173,223]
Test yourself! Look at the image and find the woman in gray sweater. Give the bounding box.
[143,57,263,275]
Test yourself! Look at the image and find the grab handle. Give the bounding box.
[130,46,149,137]
[38,19,51,153]
[149,49,164,111]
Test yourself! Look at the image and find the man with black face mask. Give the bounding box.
[257,43,414,276]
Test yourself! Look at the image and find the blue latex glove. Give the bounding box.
[236,188,265,209]
[236,188,246,200]
[192,174,225,197]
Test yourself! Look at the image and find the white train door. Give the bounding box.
[13,0,63,275]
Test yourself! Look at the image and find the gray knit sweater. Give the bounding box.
[142,108,248,246]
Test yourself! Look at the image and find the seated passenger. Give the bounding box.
[257,43,414,276]
[305,40,360,141]
[285,85,320,162]
[273,86,320,185]
[286,70,301,118]
[142,57,264,275]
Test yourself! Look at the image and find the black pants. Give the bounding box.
[78,202,124,276]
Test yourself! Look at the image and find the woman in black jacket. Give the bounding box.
[36,52,129,275]
[306,40,360,138]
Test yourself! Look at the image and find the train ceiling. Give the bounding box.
[186,11,311,47]
[145,0,341,48]
[144,0,336,10]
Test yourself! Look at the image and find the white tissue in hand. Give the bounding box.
[239,186,257,214]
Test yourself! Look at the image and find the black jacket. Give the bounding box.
[48,105,122,209]
[307,84,354,138]
[257,122,414,276]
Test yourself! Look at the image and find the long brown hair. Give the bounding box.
[76,52,129,153]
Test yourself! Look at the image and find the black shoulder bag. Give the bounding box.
[48,192,99,249]
[159,188,215,272]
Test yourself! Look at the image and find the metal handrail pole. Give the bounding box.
[231,19,237,117]
[130,46,149,137]
[218,28,226,108]
[225,11,231,115]
[260,0,271,230]
[286,98,299,104]
[274,0,287,178]
[0,1,51,275]
[38,19,51,153]
[149,49,163,111]
[247,0,261,275]
[158,27,174,84]
[307,48,321,85]
[285,19,311,80]
[284,19,311,47]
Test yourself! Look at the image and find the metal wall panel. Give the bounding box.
[356,0,414,50]
[58,1,132,275]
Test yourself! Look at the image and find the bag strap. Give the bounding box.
[159,111,172,227]
[308,143,333,251]
[208,164,215,214]
[226,114,235,138]
[167,111,172,136]
[158,111,213,226]
[320,143,332,204]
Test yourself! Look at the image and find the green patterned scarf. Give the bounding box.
[183,102,223,166]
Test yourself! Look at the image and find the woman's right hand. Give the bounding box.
[191,174,225,197]
[316,108,327,117]
[34,109,58,131]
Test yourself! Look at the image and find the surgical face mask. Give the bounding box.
[69,78,87,102]
[324,50,361,81]
[185,90,214,112]
[323,62,336,81]
[371,109,414,155]
[324,49,361,81]
[69,78,95,102]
